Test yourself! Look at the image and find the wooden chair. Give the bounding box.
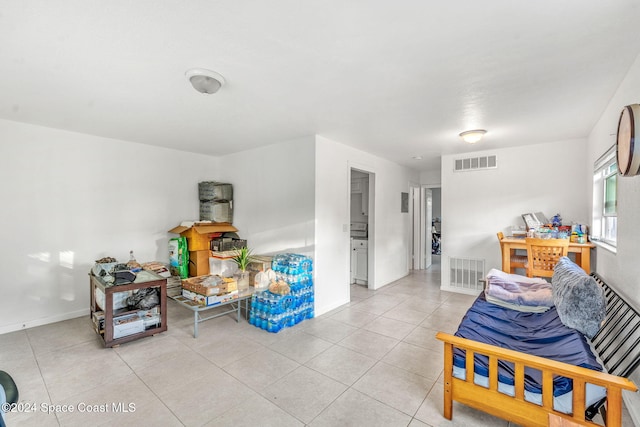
[497,232,528,274]
[525,237,569,278]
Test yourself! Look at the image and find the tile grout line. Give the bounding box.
[25,329,62,426]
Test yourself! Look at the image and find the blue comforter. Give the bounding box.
[454,293,602,396]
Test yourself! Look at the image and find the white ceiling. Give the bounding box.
[2,1,640,172]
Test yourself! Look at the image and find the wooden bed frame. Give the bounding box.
[436,332,636,426]
[436,273,640,427]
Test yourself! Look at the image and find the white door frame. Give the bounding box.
[411,184,439,270]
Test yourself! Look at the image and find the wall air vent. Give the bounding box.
[449,257,485,291]
[454,155,497,172]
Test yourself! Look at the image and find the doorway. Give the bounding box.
[411,185,441,270]
[427,186,441,268]
[350,169,372,289]
[429,187,442,264]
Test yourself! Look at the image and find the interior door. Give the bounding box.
[423,187,433,269]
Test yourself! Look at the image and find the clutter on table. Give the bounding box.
[520,212,589,242]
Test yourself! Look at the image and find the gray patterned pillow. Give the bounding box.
[552,257,606,338]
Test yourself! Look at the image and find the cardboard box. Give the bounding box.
[92,311,105,334]
[182,275,237,296]
[169,222,238,251]
[141,261,171,278]
[113,314,144,339]
[247,255,273,284]
[138,308,160,329]
[216,277,237,293]
[210,250,239,259]
[181,288,239,306]
[189,250,212,277]
[172,295,201,307]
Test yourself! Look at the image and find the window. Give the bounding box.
[592,146,617,248]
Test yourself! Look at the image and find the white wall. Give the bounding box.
[420,168,441,186]
[315,135,419,314]
[216,136,316,257]
[587,53,640,309]
[440,139,589,290]
[0,123,417,330]
[0,119,220,333]
[586,53,640,425]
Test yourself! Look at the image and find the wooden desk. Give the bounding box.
[500,237,595,274]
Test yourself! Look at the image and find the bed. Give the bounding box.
[436,262,639,427]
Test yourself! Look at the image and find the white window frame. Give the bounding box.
[592,145,617,250]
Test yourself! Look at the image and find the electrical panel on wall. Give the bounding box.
[453,155,497,172]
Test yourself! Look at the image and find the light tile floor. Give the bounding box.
[0,261,634,426]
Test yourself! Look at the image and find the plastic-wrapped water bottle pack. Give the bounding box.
[249,253,314,333]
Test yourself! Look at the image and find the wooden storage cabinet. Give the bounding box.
[89,270,167,347]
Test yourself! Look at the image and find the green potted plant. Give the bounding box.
[232,247,253,291]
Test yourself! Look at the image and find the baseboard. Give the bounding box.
[439,285,482,296]
[369,271,410,291]
[0,309,89,335]
[315,298,350,317]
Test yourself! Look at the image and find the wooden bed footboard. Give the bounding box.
[436,332,637,427]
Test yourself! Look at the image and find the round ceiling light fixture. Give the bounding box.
[185,68,225,94]
[459,129,487,144]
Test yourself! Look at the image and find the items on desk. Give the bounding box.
[518,225,589,243]
[530,225,572,239]
[520,211,590,242]
[522,212,568,233]
[551,213,563,227]
[521,212,549,230]
[508,225,527,238]
[571,224,589,244]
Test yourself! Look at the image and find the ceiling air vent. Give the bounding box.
[454,155,497,172]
